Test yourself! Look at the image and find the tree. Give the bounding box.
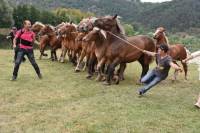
[0,0,13,28]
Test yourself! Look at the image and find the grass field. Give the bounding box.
[0,49,200,133]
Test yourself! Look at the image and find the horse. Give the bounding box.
[31,22,49,58]
[90,15,156,85]
[74,17,98,78]
[32,21,45,35]
[39,24,62,61]
[58,22,78,64]
[82,27,126,83]
[74,32,88,71]
[153,27,188,80]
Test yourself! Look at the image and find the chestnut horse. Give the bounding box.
[92,15,156,85]
[74,17,98,78]
[38,35,49,59]
[32,22,49,58]
[153,27,188,80]
[58,22,78,64]
[39,25,62,61]
[82,27,126,83]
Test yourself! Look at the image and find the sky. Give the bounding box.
[141,0,172,3]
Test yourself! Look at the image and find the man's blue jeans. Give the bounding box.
[139,70,163,94]
[13,48,41,77]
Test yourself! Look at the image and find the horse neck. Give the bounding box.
[156,34,169,45]
[93,34,107,48]
[48,33,58,43]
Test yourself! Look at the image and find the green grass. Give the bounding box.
[0,49,200,133]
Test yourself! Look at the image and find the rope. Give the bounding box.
[107,31,144,52]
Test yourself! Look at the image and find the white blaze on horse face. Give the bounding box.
[153,29,160,37]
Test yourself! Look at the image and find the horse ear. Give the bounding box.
[70,21,73,24]
[113,14,118,20]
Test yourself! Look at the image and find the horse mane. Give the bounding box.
[72,23,78,29]
[34,21,45,27]
[104,15,125,35]
[184,47,191,57]
[47,24,55,31]
[116,17,125,35]
[163,32,170,46]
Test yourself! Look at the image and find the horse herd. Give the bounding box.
[31,15,188,85]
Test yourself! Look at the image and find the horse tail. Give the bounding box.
[184,46,191,58]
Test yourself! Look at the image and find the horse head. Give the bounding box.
[77,17,97,32]
[82,27,107,43]
[58,22,77,37]
[39,24,55,36]
[153,27,170,47]
[153,27,166,39]
[31,21,45,34]
[93,15,125,35]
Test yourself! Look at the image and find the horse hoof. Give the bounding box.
[102,81,111,86]
[95,76,102,82]
[75,69,80,73]
[43,54,48,56]
[86,75,92,79]
[115,80,119,85]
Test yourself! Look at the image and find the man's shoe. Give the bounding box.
[38,74,43,79]
[138,89,145,96]
[22,58,26,63]
[194,103,200,108]
[10,76,17,81]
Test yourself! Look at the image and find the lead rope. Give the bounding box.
[106,31,145,52]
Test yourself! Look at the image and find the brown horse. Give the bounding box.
[39,25,62,61]
[31,22,49,58]
[91,15,155,85]
[32,22,45,35]
[82,27,126,83]
[153,27,188,80]
[58,22,78,64]
[74,32,88,71]
[38,35,49,59]
[74,17,98,78]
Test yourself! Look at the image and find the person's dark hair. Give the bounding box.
[23,20,30,25]
[159,44,169,53]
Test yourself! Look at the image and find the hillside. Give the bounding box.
[7,0,200,32]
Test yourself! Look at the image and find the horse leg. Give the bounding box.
[59,48,64,62]
[173,61,180,81]
[75,50,86,72]
[86,55,94,79]
[54,50,58,61]
[50,49,55,61]
[71,52,77,66]
[104,58,120,85]
[59,46,66,63]
[96,58,106,82]
[117,63,126,81]
[39,50,44,60]
[181,61,188,80]
[138,56,149,82]
[63,49,67,62]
